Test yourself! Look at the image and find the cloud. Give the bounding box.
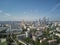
[7,15,40,21]
[30,9,33,12]
[50,3,60,13]
[46,3,60,16]
[34,9,38,12]
[24,12,26,14]
[4,13,11,17]
[0,10,11,17]
[0,10,11,16]
[0,10,2,13]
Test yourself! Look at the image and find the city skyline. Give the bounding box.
[0,0,60,21]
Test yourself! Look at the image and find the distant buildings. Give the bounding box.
[1,19,60,45]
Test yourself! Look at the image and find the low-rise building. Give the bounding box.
[48,39,57,45]
[32,35,37,41]
[0,38,6,43]
[40,38,47,43]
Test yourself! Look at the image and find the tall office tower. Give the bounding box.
[46,17,49,25]
[39,18,43,26]
[33,20,38,27]
[42,17,46,26]
[39,18,41,24]
[22,19,25,24]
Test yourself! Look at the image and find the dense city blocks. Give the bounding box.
[0,20,60,45]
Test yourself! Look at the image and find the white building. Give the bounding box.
[48,39,57,45]
[0,38,6,43]
[25,31,30,38]
[32,35,37,41]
